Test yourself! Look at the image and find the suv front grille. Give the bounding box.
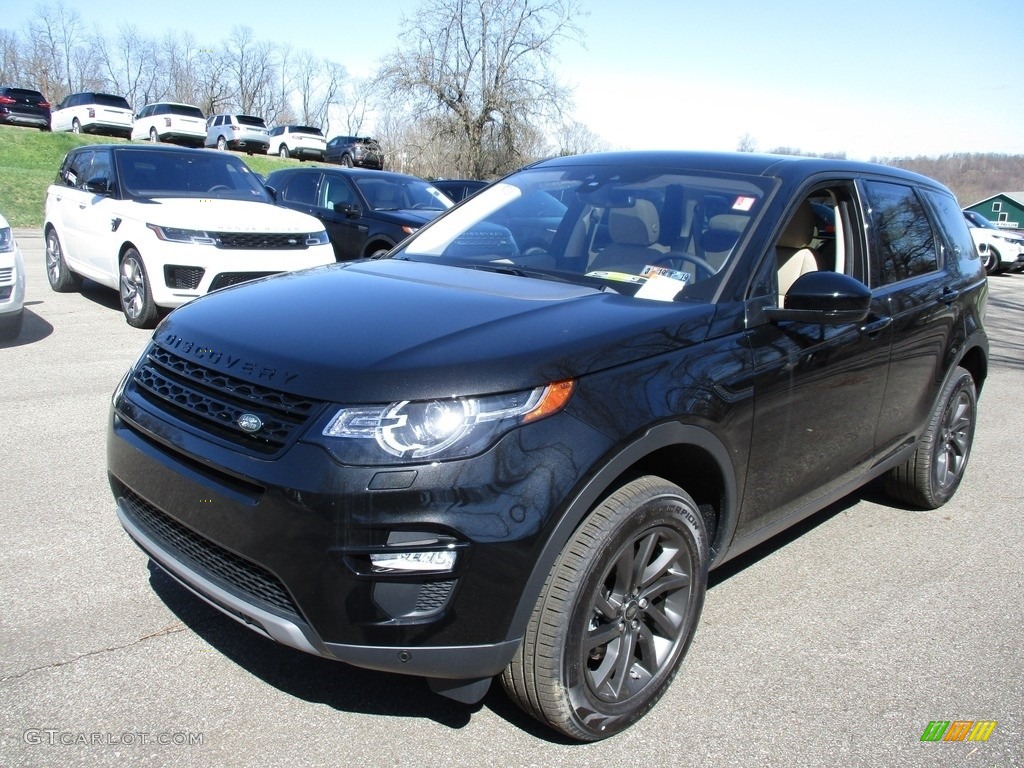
[121,487,300,617]
[213,232,310,249]
[131,344,322,455]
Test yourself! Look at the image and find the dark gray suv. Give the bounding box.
[325,135,384,169]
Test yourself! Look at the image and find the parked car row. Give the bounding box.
[0,85,375,166]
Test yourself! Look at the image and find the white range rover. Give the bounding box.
[43,144,335,328]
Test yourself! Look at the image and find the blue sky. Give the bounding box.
[5,0,1023,159]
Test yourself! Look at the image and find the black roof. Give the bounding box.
[530,150,942,188]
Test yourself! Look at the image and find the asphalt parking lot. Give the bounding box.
[2,229,1022,767]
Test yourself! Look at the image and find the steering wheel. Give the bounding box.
[207,185,232,193]
[650,253,718,280]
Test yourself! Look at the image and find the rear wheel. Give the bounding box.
[279,145,289,158]
[216,135,227,151]
[149,127,159,143]
[502,476,708,741]
[885,366,976,508]
[45,229,82,292]
[72,118,81,133]
[119,249,159,329]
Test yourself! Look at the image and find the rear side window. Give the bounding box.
[922,188,981,277]
[863,180,938,286]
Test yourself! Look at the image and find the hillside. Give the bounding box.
[0,128,296,228]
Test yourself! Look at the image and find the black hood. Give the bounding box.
[152,260,714,402]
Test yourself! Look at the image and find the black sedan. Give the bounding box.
[265,167,452,260]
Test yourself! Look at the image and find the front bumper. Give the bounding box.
[107,376,610,679]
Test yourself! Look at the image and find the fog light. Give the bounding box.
[370,549,457,573]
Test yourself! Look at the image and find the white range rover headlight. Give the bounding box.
[147,224,217,245]
[321,380,575,463]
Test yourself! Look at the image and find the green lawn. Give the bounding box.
[0,127,300,229]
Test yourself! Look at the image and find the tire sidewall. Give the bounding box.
[927,369,976,505]
[558,485,708,737]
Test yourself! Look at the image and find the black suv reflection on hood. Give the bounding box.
[108,150,988,742]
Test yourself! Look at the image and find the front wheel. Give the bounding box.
[502,476,709,741]
[119,249,159,328]
[341,153,353,167]
[885,366,977,508]
[983,246,1001,275]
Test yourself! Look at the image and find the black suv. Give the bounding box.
[324,135,384,169]
[0,85,51,130]
[265,166,451,260]
[108,151,988,741]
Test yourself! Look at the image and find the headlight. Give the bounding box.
[0,226,14,253]
[320,380,575,464]
[305,230,330,246]
[147,224,216,245]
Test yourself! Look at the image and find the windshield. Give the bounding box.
[355,177,453,212]
[115,149,271,201]
[393,163,773,301]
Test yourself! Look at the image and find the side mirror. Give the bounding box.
[84,177,111,195]
[764,271,871,324]
[333,202,361,217]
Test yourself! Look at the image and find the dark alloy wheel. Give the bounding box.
[341,153,353,167]
[45,229,82,292]
[119,249,159,328]
[502,476,708,741]
[885,366,977,509]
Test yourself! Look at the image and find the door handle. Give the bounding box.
[941,286,960,304]
[860,316,892,335]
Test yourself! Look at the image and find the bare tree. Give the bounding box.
[0,29,24,85]
[26,1,98,102]
[285,50,347,129]
[223,26,279,117]
[736,133,758,153]
[554,120,606,157]
[377,0,583,178]
[96,24,159,109]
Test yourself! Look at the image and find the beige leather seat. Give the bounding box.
[776,201,819,304]
[589,199,664,273]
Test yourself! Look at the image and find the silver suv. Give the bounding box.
[205,113,270,154]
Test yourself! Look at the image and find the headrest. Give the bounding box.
[777,201,815,250]
[609,199,660,246]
